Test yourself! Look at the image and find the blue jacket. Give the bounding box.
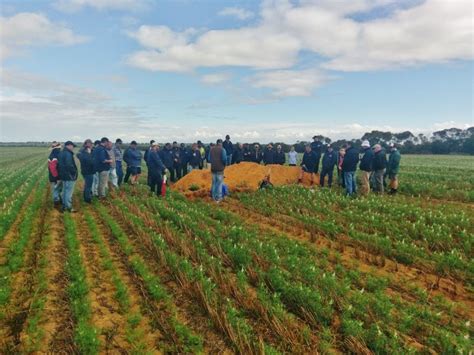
[310,141,323,156]
[342,146,359,172]
[144,147,152,166]
[180,147,190,166]
[160,148,174,169]
[274,150,285,165]
[148,150,165,175]
[93,145,110,173]
[128,148,142,167]
[359,148,374,172]
[322,150,337,170]
[301,151,318,172]
[223,140,234,155]
[263,148,275,165]
[77,148,95,176]
[58,149,78,181]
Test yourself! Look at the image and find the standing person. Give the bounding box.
[144,140,155,186]
[128,141,142,185]
[387,143,401,195]
[274,145,286,165]
[288,146,298,166]
[160,143,174,181]
[320,145,338,187]
[208,139,227,202]
[341,142,359,196]
[113,139,124,186]
[147,142,166,196]
[93,137,112,198]
[372,144,387,194]
[359,140,374,196]
[91,140,101,196]
[242,143,252,162]
[48,141,62,206]
[233,143,243,164]
[172,141,182,181]
[298,145,318,185]
[263,144,275,165]
[223,135,234,166]
[188,143,201,172]
[337,147,346,187]
[252,144,263,164]
[310,136,323,174]
[197,140,206,169]
[77,139,94,203]
[123,143,132,184]
[58,141,78,212]
[107,140,118,189]
[179,143,189,177]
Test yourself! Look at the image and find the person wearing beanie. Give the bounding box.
[359,140,374,196]
[387,143,401,194]
[47,141,63,206]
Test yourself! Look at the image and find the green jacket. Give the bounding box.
[387,150,401,175]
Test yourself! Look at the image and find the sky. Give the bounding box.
[0,0,472,143]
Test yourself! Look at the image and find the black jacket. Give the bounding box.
[144,147,152,166]
[233,147,243,163]
[301,151,318,172]
[92,145,110,173]
[180,148,190,166]
[263,148,275,165]
[77,148,95,176]
[373,150,387,170]
[160,148,174,169]
[58,149,78,181]
[310,141,323,156]
[148,150,166,176]
[172,147,181,167]
[322,150,337,170]
[274,150,285,165]
[243,147,252,161]
[223,140,234,155]
[359,148,374,172]
[189,150,201,167]
[48,148,61,182]
[341,146,359,172]
[252,150,263,164]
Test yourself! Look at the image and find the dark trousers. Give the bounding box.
[320,167,334,187]
[172,166,181,181]
[124,166,131,183]
[83,174,94,203]
[116,160,123,186]
[149,173,162,196]
[315,155,321,174]
[337,169,345,187]
[181,164,188,178]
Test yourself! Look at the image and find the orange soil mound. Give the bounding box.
[173,162,319,197]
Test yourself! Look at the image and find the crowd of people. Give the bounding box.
[47,135,401,211]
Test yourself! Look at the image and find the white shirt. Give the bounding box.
[288,151,298,165]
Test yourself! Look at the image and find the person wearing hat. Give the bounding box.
[310,136,323,174]
[147,142,167,196]
[341,141,359,196]
[128,140,142,185]
[320,145,338,187]
[77,139,94,203]
[93,137,113,197]
[274,144,285,165]
[223,135,234,166]
[372,144,388,194]
[359,140,374,196]
[113,138,124,186]
[58,141,78,212]
[386,143,401,195]
[48,141,63,206]
[263,144,275,165]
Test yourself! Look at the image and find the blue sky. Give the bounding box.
[1,0,472,142]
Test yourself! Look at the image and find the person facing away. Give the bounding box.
[310,136,323,173]
[263,144,275,165]
[222,135,234,166]
[274,144,286,165]
[48,141,62,206]
[188,143,201,172]
[341,142,359,196]
[58,141,78,212]
[147,142,167,196]
[113,138,124,186]
[77,139,95,203]
[337,147,346,187]
[208,139,227,202]
[288,146,298,166]
[298,145,318,185]
[128,140,142,185]
[320,145,338,187]
[372,144,387,194]
[359,140,374,196]
[93,137,112,198]
[386,143,401,195]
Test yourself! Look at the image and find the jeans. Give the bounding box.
[319,167,334,187]
[109,167,118,188]
[116,161,123,186]
[99,171,109,197]
[83,174,94,203]
[211,172,224,201]
[50,181,62,202]
[92,173,99,196]
[344,171,356,196]
[62,180,76,210]
[226,154,233,166]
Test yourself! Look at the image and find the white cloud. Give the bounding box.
[200,72,232,85]
[53,0,151,13]
[0,12,87,60]
[218,7,254,20]
[249,69,328,97]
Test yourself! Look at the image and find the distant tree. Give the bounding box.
[462,136,474,155]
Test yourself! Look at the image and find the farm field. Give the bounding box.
[0,147,472,354]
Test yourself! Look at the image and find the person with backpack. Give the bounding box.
[58,141,78,212]
[387,143,401,195]
[77,139,94,203]
[48,141,62,206]
[320,145,338,187]
[359,140,374,196]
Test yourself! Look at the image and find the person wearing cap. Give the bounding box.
[91,140,101,196]
[208,139,227,202]
[58,141,78,212]
[288,146,298,166]
[320,145,338,187]
[359,140,374,196]
[113,138,124,186]
[223,135,234,166]
[372,144,388,194]
[341,141,359,196]
[147,142,167,196]
[128,140,142,185]
[263,144,275,165]
[386,143,401,195]
[274,144,286,165]
[310,136,323,174]
[144,140,155,186]
[77,139,94,203]
[93,137,112,198]
[298,145,318,185]
[179,143,190,177]
[48,141,63,206]
[106,140,118,189]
